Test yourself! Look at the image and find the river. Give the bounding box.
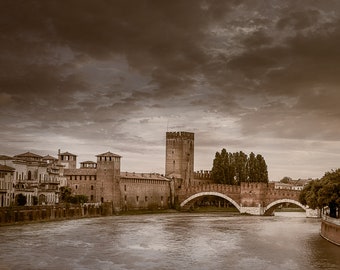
[0,212,339,270]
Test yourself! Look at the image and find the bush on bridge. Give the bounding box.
[211,149,268,185]
[299,169,340,218]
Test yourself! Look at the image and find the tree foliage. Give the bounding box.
[280,176,292,183]
[59,186,88,204]
[211,149,269,185]
[16,193,27,206]
[60,186,72,202]
[299,169,340,218]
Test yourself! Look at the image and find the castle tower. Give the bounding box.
[58,150,77,169]
[165,131,194,187]
[96,152,121,211]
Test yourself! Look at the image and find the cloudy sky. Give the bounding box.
[1,0,340,181]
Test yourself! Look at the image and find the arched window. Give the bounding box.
[27,171,32,180]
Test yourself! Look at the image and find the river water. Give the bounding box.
[0,212,339,270]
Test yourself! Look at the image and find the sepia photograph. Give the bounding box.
[0,1,339,269]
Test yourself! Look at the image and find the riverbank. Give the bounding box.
[320,215,340,246]
[0,204,110,226]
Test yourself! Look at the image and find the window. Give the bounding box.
[27,171,32,180]
[91,185,94,190]
[124,185,126,192]
[136,196,139,202]
[145,196,148,202]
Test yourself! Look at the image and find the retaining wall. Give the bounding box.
[320,216,340,246]
[0,203,113,225]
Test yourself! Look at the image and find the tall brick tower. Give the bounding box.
[165,131,194,187]
[96,152,121,212]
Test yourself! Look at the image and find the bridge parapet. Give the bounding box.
[179,184,240,197]
[177,184,241,207]
[176,182,305,215]
[264,188,301,205]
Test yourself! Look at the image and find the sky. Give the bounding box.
[1,0,340,181]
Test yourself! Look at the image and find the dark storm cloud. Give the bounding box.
[1,0,340,179]
[0,0,239,125]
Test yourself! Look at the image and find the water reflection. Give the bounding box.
[0,213,338,270]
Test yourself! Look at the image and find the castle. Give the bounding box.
[0,131,213,210]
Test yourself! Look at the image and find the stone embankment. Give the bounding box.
[320,215,340,246]
[0,203,113,226]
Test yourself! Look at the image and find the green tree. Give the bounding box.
[246,152,257,182]
[280,176,292,183]
[211,149,235,185]
[299,169,340,218]
[234,151,248,183]
[211,149,268,184]
[70,195,88,204]
[32,196,38,206]
[256,154,268,182]
[60,186,72,203]
[16,193,27,206]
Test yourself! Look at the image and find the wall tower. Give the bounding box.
[96,152,121,212]
[165,131,194,187]
[58,150,77,169]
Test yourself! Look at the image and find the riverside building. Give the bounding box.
[0,131,213,210]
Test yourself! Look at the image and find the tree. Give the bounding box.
[60,186,72,203]
[256,154,268,182]
[70,195,88,204]
[211,149,235,185]
[32,196,38,206]
[211,149,269,184]
[280,177,292,183]
[59,186,88,204]
[16,193,27,206]
[299,169,340,218]
[234,151,248,182]
[246,152,256,182]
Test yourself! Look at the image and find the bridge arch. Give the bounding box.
[264,199,306,216]
[180,191,241,211]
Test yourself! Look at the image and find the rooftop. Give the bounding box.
[0,164,15,172]
[96,151,121,158]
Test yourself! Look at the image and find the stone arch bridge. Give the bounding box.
[178,182,316,217]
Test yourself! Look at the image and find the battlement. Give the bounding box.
[193,170,211,179]
[166,131,194,140]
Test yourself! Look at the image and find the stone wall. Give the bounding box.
[120,177,171,211]
[320,216,340,246]
[0,203,112,225]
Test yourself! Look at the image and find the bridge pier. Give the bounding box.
[306,208,320,218]
[240,205,265,216]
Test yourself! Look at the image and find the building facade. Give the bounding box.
[1,131,214,210]
[0,152,64,206]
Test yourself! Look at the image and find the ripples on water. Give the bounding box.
[0,212,339,270]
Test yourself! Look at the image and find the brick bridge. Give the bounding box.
[178,182,316,216]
